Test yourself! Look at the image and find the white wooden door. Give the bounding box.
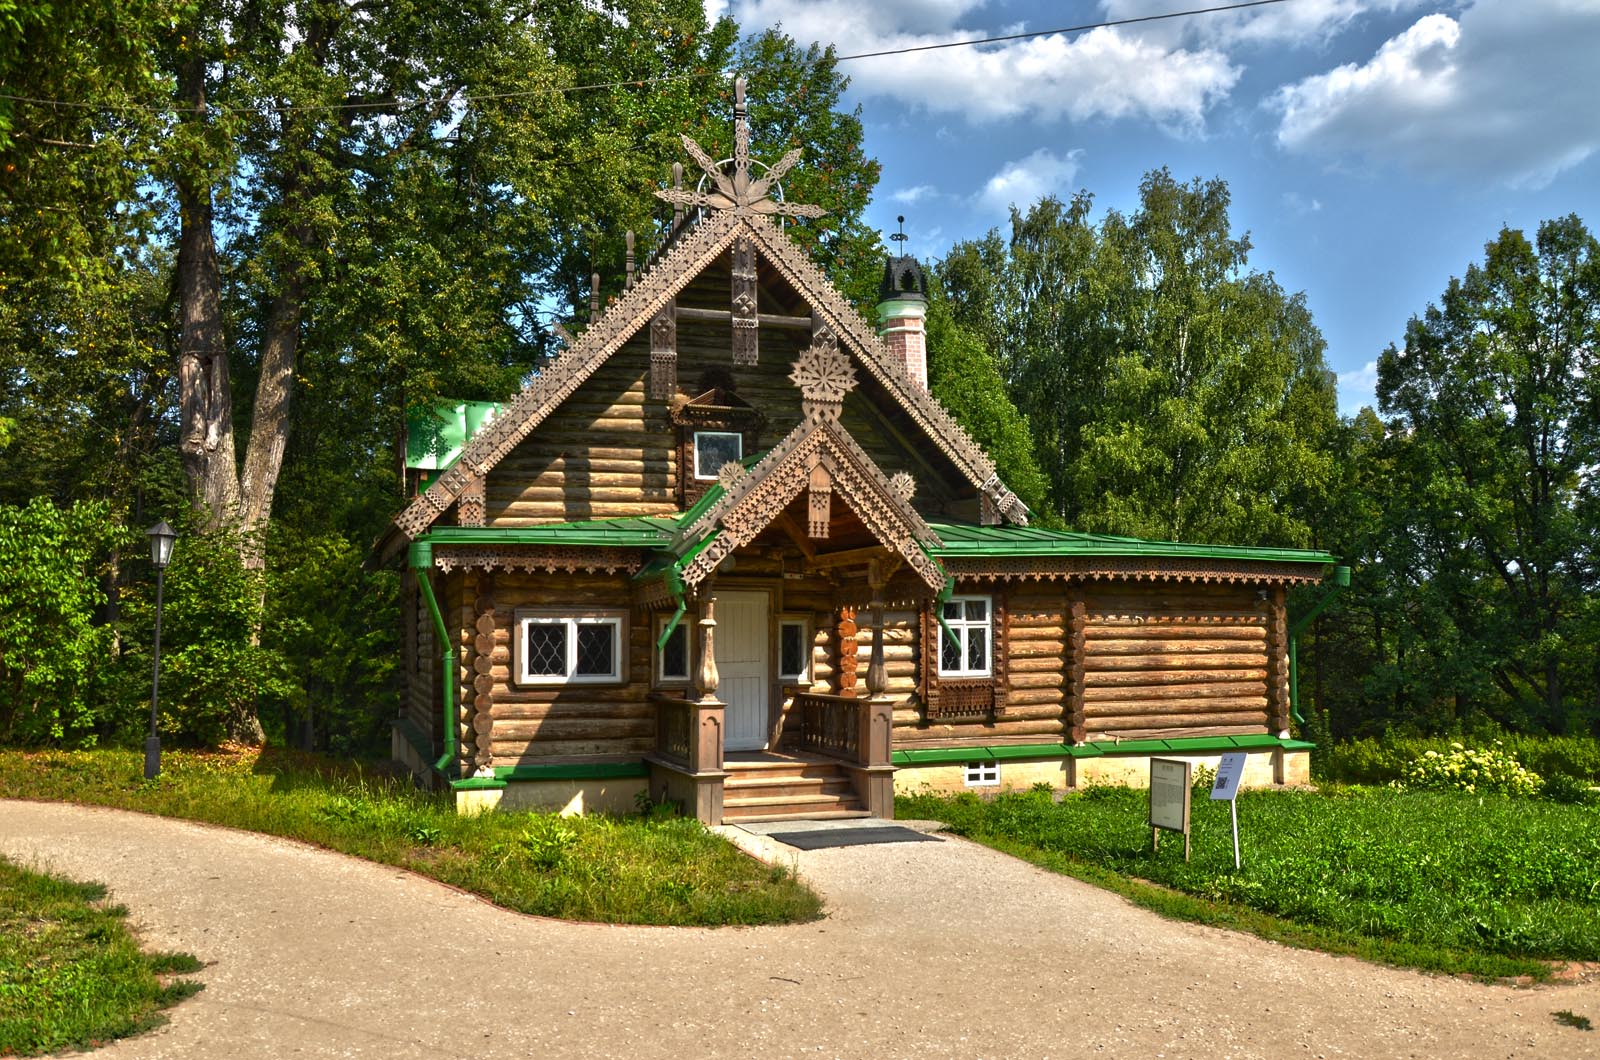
[715,590,770,751]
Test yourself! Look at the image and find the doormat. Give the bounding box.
[764,826,943,850]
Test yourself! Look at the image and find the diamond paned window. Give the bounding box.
[515,613,624,685]
[939,595,992,678]
[575,623,614,677]
[658,622,689,683]
[525,623,567,676]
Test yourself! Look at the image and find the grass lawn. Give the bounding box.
[899,784,1600,981]
[0,856,202,1056]
[0,747,820,927]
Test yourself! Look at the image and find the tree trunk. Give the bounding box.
[174,57,241,526]
[238,279,305,567]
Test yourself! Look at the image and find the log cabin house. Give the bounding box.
[381,82,1338,822]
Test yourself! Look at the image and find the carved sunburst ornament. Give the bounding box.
[655,76,828,222]
[717,461,747,490]
[790,341,857,407]
[889,471,916,502]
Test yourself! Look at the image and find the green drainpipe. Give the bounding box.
[933,556,958,644]
[1288,564,1351,727]
[409,540,457,777]
[654,564,688,651]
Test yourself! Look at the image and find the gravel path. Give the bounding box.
[2,799,1595,1059]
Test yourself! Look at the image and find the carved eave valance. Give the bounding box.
[940,555,1327,585]
[432,546,644,576]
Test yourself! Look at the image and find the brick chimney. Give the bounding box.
[876,224,929,389]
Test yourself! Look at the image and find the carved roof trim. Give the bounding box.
[941,555,1329,585]
[391,212,746,540]
[674,418,946,592]
[740,215,1030,525]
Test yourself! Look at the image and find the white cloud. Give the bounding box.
[1282,190,1322,213]
[1273,0,1600,187]
[1337,360,1380,415]
[976,148,1082,213]
[890,184,940,204]
[729,1,1239,130]
[1100,0,1435,49]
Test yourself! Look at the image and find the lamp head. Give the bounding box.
[147,520,177,570]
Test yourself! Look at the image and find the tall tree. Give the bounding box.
[939,170,1338,546]
[1377,216,1600,731]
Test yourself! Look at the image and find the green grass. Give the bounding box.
[0,856,203,1056]
[0,748,821,927]
[899,784,1600,980]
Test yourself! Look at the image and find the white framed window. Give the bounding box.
[778,617,811,683]
[693,431,743,480]
[964,761,1000,787]
[939,595,992,677]
[514,611,625,686]
[655,614,692,686]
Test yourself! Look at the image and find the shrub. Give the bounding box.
[1395,743,1542,798]
[0,499,127,744]
[1540,772,1600,805]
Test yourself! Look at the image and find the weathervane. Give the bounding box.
[891,215,908,245]
[655,76,827,222]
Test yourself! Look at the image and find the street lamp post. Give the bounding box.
[145,521,177,780]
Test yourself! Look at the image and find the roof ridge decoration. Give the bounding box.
[388,82,1030,543]
[735,214,1030,526]
[654,76,827,223]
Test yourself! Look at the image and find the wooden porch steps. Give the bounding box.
[723,755,867,822]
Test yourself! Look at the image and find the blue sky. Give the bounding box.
[713,0,1600,415]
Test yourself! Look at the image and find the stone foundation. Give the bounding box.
[895,749,1310,797]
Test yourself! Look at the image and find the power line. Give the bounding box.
[0,0,1290,117]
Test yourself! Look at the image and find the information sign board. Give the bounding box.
[1148,758,1191,861]
[1210,752,1248,802]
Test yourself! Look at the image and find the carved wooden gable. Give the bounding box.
[386,79,1028,548]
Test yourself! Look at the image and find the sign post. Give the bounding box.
[1148,758,1191,861]
[1209,752,1248,870]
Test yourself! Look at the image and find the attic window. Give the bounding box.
[694,431,743,480]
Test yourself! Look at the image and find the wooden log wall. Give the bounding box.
[482,261,979,528]
[1081,585,1270,739]
[401,571,436,742]
[471,570,659,765]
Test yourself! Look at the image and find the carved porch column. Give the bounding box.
[688,594,726,823]
[857,577,896,817]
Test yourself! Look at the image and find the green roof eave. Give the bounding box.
[925,522,1335,566]
[414,517,678,550]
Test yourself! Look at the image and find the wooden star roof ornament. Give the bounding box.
[655,76,828,222]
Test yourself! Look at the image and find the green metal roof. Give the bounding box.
[415,517,679,549]
[926,522,1335,566]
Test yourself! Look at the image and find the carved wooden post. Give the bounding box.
[689,594,725,823]
[865,594,888,698]
[624,230,636,290]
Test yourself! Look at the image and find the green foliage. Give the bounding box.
[1316,732,1600,785]
[0,747,822,926]
[0,855,202,1055]
[0,499,127,744]
[938,173,1339,545]
[1540,772,1600,806]
[924,295,1051,517]
[115,524,293,745]
[1395,743,1543,798]
[901,784,1600,972]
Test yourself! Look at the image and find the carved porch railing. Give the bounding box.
[791,692,860,761]
[650,692,694,767]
